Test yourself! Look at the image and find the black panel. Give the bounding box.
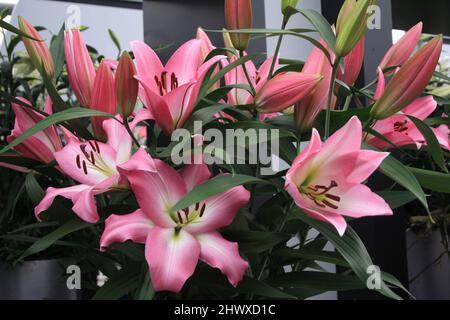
[392,0,450,35]
[143,0,266,63]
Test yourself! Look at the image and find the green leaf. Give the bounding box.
[204,53,261,92]
[297,9,336,52]
[108,28,122,54]
[273,248,350,268]
[409,167,450,194]
[50,24,65,79]
[24,173,45,205]
[134,272,155,300]
[269,271,365,291]
[223,230,290,253]
[376,191,416,210]
[236,278,297,299]
[407,116,448,173]
[170,174,267,212]
[0,108,114,154]
[376,152,429,213]
[0,18,41,40]
[17,219,91,261]
[295,212,403,300]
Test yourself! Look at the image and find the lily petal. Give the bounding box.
[166,39,202,85]
[180,163,211,192]
[145,227,200,292]
[185,184,250,234]
[102,117,132,165]
[35,184,99,223]
[100,209,153,249]
[131,40,164,93]
[197,232,248,287]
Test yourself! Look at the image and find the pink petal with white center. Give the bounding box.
[166,39,202,86]
[184,184,250,234]
[100,209,153,249]
[197,232,248,287]
[54,138,117,186]
[124,161,186,228]
[145,227,200,293]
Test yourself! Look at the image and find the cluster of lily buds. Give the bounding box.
[371,35,443,120]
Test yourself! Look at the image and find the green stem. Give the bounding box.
[342,95,352,111]
[324,57,342,139]
[254,201,293,284]
[268,16,288,79]
[239,50,256,96]
[123,119,140,148]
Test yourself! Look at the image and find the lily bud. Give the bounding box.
[224,0,253,51]
[335,0,377,57]
[91,61,117,139]
[64,29,96,107]
[379,22,422,72]
[282,0,299,15]
[116,52,138,120]
[255,72,323,114]
[18,16,55,79]
[337,36,365,87]
[371,35,443,120]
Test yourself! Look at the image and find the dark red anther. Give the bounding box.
[76,154,81,169]
[90,151,96,165]
[199,204,206,217]
[177,211,183,224]
[94,141,100,153]
[82,161,88,175]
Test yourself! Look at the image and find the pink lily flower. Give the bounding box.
[295,39,334,133]
[285,116,393,236]
[100,152,250,292]
[64,29,96,107]
[6,97,62,164]
[34,116,147,224]
[132,39,226,135]
[368,96,450,150]
[379,22,422,72]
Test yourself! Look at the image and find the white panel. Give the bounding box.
[9,0,143,59]
[264,0,322,61]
